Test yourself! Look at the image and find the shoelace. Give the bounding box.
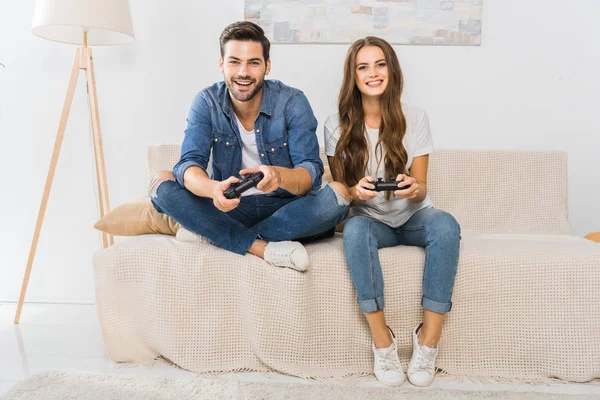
[414,346,437,372]
[265,248,296,267]
[376,346,401,370]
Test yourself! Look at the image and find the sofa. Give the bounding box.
[93,144,600,382]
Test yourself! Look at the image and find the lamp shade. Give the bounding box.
[32,0,135,46]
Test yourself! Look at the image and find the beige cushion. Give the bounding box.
[94,197,180,236]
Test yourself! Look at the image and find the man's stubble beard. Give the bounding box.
[227,75,266,102]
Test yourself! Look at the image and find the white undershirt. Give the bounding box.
[234,114,262,197]
[323,103,434,228]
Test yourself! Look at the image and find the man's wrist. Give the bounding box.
[276,166,311,195]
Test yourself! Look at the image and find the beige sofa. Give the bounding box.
[93,144,600,382]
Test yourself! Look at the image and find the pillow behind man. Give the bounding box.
[94,197,180,236]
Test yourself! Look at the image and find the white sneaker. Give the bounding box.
[175,227,211,245]
[263,241,309,271]
[372,327,405,387]
[407,323,438,387]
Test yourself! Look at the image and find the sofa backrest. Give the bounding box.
[148,144,570,234]
[426,149,569,234]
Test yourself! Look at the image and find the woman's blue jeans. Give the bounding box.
[343,207,461,314]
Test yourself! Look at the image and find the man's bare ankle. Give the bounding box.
[248,240,268,259]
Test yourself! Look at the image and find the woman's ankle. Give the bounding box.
[418,324,441,348]
[373,328,393,348]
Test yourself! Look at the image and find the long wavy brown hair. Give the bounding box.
[332,37,408,196]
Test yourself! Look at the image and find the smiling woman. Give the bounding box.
[324,36,460,388]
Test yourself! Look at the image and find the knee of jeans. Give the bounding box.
[327,181,351,205]
[149,170,175,198]
[429,212,461,241]
[342,216,370,242]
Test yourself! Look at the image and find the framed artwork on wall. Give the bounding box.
[245,0,482,46]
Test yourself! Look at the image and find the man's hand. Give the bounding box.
[212,176,241,212]
[239,165,282,194]
[393,173,419,199]
[351,176,380,201]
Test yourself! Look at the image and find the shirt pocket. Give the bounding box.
[264,135,292,168]
[211,131,236,167]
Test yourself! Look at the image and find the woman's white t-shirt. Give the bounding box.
[324,104,434,228]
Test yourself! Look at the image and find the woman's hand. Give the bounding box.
[351,176,380,201]
[393,173,419,199]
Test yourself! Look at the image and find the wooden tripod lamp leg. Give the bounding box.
[85,48,114,247]
[14,51,81,324]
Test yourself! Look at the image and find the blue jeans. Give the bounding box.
[151,181,350,255]
[343,208,461,314]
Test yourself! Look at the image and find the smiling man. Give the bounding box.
[149,21,350,271]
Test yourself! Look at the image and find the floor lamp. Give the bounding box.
[14,0,135,324]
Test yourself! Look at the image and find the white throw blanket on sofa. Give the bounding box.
[93,146,600,382]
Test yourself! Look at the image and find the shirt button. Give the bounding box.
[225,142,229,145]
[260,153,264,157]
[283,143,287,146]
[214,138,218,142]
[271,148,275,151]
[256,129,260,133]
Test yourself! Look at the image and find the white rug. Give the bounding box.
[2,371,598,400]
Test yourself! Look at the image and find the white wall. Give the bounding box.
[1,0,599,304]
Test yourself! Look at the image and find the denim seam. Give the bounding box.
[398,223,433,314]
[367,219,379,310]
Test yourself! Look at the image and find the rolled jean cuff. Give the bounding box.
[358,296,385,313]
[422,296,452,314]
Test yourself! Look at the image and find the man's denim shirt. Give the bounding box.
[173,80,323,197]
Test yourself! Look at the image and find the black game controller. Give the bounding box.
[223,172,265,199]
[372,178,410,192]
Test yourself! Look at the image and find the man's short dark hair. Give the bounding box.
[219,21,271,62]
